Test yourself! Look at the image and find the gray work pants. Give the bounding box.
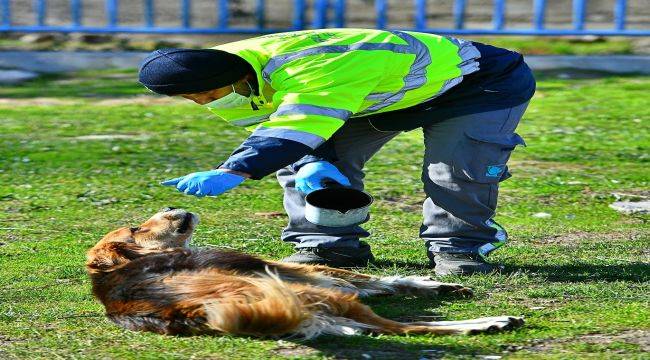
[276,102,529,256]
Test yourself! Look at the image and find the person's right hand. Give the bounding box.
[161,170,245,197]
[295,161,351,194]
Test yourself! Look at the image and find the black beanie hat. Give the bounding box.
[138,48,252,96]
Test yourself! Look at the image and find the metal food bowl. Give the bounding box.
[304,187,373,227]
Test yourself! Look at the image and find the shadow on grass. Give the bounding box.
[370,259,432,270]
[504,262,649,282]
[299,335,481,359]
[367,259,649,282]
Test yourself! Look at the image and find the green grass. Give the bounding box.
[469,36,634,55]
[0,70,648,359]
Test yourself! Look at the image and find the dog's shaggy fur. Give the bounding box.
[86,208,523,338]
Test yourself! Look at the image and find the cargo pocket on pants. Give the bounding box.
[451,131,526,184]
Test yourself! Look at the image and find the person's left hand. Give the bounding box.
[161,170,245,197]
[295,161,351,194]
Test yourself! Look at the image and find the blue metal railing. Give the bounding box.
[0,0,647,36]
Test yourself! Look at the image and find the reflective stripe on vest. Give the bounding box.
[272,104,352,121]
[261,41,412,83]
[358,31,431,114]
[251,126,325,149]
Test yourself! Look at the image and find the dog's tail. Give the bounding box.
[203,267,309,337]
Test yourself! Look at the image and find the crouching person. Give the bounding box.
[138,28,535,275]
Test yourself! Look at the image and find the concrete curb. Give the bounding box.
[1,51,649,74]
[524,55,650,74]
[0,51,150,73]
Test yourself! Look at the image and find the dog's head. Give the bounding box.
[86,207,199,274]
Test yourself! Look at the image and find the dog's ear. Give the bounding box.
[86,242,158,274]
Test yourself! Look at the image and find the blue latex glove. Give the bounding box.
[295,161,351,194]
[161,170,245,197]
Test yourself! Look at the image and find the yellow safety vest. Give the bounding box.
[209,28,480,149]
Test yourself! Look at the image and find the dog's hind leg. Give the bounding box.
[341,302,524,335]
[408,316,526,334]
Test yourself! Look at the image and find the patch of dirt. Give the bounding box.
[254,211,285,219]
[508,329,650,353]
[0,232,19,244]
[271,341,450,359]
[271,341,318,358]
[533,229,646,246]
[498,297,564,312]
[0,334,25,347]
[611,190,650,200]
[329,349,424,359]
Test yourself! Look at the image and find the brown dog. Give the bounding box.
[86,208,523,338]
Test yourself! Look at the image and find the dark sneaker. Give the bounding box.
[281,241,374,267]
[430,252,503,276]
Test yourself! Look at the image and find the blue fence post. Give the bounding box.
[292,0,306,30]
[533,0,546,30]
[572,0,586,31]
[414,0,426,30]
[333,0,345,28]
[218,0,228,28]
[181,0,191,28]
[312,0,328,29]
[255,0,265,29]
[493,0,506,30]
[376,0,387,29]
[144,0,154,27]
[34,0,46,26]
[614,0,626,31]
[1,0,11,26]
[453,0,466,29]
[106,0,118,27]
[70,0,81,26]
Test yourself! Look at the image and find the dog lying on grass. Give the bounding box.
[86,208,524,338]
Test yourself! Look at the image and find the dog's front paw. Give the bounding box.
[379,276,473,297]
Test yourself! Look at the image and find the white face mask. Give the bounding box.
[204,82,253,109]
